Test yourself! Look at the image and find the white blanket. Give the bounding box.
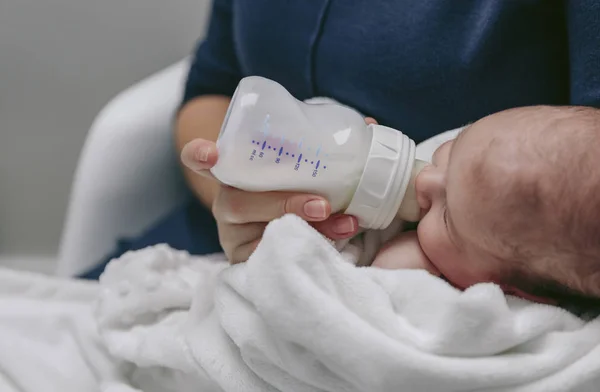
[3,226,600,392]
[90,217,600,392]
[0,268,123,392]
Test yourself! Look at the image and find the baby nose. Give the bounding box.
[415,165,445,211]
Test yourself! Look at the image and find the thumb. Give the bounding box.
[180,139,219,178]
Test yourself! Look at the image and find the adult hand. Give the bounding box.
[181,139,360,263]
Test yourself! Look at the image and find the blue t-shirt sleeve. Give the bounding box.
[182,0,242,107]
[567,0,600,107]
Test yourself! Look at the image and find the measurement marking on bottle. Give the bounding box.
[251,138,328,171]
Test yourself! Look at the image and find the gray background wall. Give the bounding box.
[0,0,211,261]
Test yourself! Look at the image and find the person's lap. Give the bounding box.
[79,197,222,280]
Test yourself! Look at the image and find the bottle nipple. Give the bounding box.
[396,159,428,222]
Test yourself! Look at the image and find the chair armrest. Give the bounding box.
[56,58,192,277]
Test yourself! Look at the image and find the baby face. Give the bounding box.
[404,106,600,305]
[415,122,507,290]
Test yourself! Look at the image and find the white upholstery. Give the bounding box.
[56,59,192,277]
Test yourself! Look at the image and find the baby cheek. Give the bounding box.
[416,216,444,261]
[417,220,480,290]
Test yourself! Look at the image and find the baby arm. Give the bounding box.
[372,231,441,276]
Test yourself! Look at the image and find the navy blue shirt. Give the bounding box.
[83,0,600,279]
[183,0,600,143]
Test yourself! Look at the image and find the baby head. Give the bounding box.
[416,105,600,309]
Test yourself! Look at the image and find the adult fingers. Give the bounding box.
[312,214,359,240]
[180,138,219,179]
[213,187,332,224]
[218,221,266,264]
[229,238,262,264]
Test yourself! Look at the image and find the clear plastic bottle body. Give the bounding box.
[211,76,371,212]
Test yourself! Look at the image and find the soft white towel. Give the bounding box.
[95,215,600,392]
[0,268,124,392]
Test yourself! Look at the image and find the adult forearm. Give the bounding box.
[175,95,231,208]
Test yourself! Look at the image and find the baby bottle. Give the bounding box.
[210,76,428,230]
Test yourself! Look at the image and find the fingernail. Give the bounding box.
[195,146,210,162]
[304,200,328,219]
[333,216,356,235]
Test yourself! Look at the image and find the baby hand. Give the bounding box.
[372,231,441,276]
